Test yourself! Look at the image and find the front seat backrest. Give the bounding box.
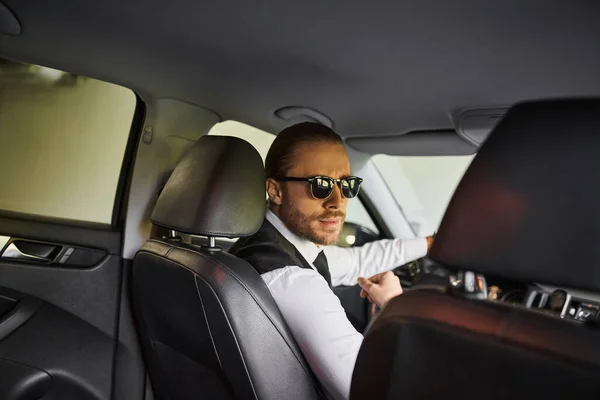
[351,99,600,399]
[132,135,324,400]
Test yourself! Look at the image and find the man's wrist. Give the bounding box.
[380,290,402,308]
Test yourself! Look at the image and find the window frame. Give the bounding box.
[110,95,146,228]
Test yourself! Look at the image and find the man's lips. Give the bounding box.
[319,218,341,226]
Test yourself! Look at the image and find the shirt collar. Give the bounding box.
[265,209,322,264]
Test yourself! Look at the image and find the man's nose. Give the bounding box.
[325,183,345,208]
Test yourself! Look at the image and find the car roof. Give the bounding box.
[2,0,600,140]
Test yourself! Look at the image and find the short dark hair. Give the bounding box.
[265,122,343,179]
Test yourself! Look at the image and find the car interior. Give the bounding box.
[1,1,600,399]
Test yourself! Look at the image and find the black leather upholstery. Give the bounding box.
[133,240,324,400]
[151,135,266,237]
[432,99,600,292]
[351,289,600,399]
[133,135,324,399]
[351,100,600,399]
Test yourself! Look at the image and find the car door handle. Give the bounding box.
[1,241,60,263]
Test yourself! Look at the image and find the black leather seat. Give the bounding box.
[132,136,325,400]
[350,100,600,399]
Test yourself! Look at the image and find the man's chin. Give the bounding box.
[312,230,341,246]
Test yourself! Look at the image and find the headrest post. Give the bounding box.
[208,237,216,248]
[168,230,178,239]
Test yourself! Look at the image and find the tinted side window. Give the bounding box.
[0,60,137,224]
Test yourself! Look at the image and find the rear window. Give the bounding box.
[0,59,137,224]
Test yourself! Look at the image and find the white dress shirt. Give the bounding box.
[262,210,428,400]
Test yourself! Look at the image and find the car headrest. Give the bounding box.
[431,99,600,292]
[151,135,266,238]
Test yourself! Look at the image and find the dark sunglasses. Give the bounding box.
[276,176,363,199]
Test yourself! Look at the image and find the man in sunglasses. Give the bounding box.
[231,122,433,400]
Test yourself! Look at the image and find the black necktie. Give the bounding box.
[313,250,332,287]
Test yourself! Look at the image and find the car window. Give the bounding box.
[372,154,474,236]
[0,59,137,224]
[209,120,274,161]
[208,121,378,234]
[345,197,378,234]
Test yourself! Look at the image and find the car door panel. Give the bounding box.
[0,214,121,254]
[0,289,42,341]
[0,217,135,400]
[0,358,52,400]
[0,62,146,399]
[0,287,115,399]
[112,259,148,400]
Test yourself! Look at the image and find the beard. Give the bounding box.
[279,202,346,245]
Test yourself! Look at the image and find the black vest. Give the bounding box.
[230,219,331,285]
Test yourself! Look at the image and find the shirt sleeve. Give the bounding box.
[325,238,428,287]
[262,266,363,400]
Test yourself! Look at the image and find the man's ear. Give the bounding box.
[266,178,283,206]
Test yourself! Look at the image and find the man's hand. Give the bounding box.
[426,235,435,251]
[357,271,403,308]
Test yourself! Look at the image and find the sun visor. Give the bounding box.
[456,108,507,146]
[345,130,477,156]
